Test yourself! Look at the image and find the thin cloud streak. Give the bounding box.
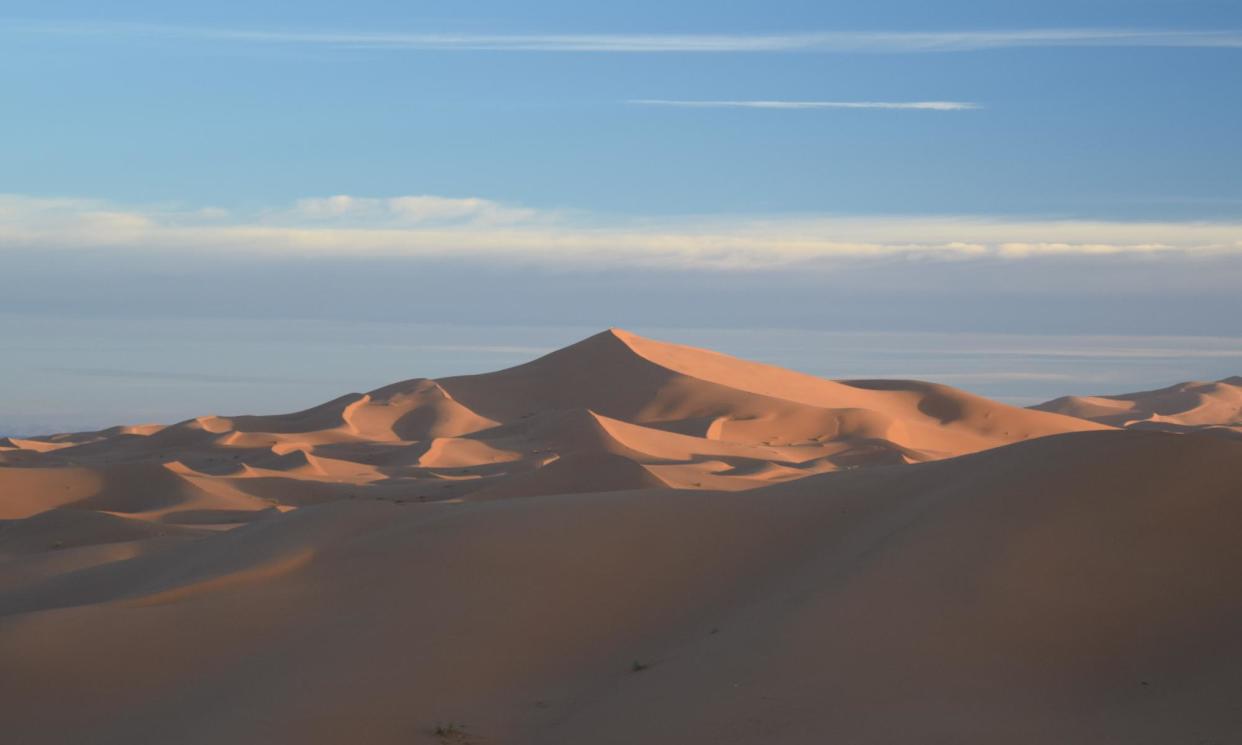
[4,21,1242,53]
[630,99,980,110]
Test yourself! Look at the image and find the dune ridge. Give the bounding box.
[1034,376,1242,438]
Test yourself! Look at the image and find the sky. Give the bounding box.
[1,1,1240,432]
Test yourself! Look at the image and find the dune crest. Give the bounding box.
[1034,376,1242,438]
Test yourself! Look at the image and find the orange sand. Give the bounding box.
[2,330,1238,744]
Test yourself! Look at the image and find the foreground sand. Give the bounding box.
[2,330,1240,743]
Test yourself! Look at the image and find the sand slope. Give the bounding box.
[1035,376,1242,439]
[2,430,1240,744]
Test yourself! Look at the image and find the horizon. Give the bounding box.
[5,320,1241,437]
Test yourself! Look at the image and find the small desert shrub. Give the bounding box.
[433,722,468,741]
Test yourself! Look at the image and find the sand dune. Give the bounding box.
[3,329,1237,743]
[0,329,1104,524]
[2,430,1240,743]
[1035,376,1242,438]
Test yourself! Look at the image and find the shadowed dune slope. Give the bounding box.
[466,451,668,501]
[1035,376,1242,438]
[0,509,201,557]
[1,430,1240,744]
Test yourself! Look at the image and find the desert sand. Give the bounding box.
[1035,376,1242,439]
[2,329,1240,744]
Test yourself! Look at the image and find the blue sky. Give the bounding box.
[1,1,1240,431]
[4,0,1242,216]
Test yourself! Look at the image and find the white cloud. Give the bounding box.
[289,195,538,225]
[5,22,1242,53]
[630,100,980,111]
[1,193,1239,270]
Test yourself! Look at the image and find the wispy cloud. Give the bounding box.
[2,194,1240,271]
[4,21,1242,53]
[630,99,980,111]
